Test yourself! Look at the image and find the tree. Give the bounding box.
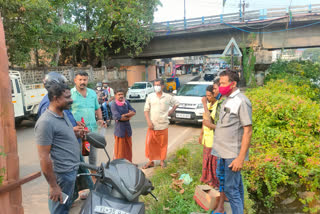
[63,0,161,66]
[0,0,78,67]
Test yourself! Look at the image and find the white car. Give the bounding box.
[126,82,154,101]
[169,81,212,125]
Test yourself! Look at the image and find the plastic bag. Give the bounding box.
[179,173,193,185]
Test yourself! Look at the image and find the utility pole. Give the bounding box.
[239,0,242,21]
[184,0,186,29]
[242,0,245,22]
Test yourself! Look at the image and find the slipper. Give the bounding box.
[142,162,154,169]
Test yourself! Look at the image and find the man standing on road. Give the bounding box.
[38,72,93,201]
[35,83,80,214]
[211,70,252,214]
[111,89,136,162]
[71,71,104,167]
[143,79,179,169]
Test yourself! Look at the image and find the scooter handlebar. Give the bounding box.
[79,162,99,172]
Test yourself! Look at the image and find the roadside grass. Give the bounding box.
[141,136,210,214]
[141,137,255,214]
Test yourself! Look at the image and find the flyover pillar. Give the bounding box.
[254,49,273,86]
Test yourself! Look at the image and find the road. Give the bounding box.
[17,74,201,214]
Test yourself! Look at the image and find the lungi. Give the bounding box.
[145,128,168,161]
[200,145,219,188]
[114,135,132,162]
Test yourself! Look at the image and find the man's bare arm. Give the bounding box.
[168,105,179,116]
[144,111,154,129]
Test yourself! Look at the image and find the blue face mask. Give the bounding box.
[215,93,222,100]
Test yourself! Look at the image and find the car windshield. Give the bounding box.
[131,83,146,89]
[177,84,209,97]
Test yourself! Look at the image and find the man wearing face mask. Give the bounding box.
[211,70,252,214]
[143,79,180,169]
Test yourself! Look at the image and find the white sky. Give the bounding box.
[154,0,318,22]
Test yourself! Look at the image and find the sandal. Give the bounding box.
[142,161,154,169]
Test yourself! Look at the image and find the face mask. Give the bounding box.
[219,83,234,96]
[116,99,126,106]
[154,86,162,93]
[215,93,222,100]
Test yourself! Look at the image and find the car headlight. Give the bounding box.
[196,103,203,109]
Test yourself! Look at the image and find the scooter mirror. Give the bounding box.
[87,132,106,148]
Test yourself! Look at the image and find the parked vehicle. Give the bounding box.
[10,70,47,124]
[165,77,180,92]
[126,82,154,101]
[79,132,157,214]
[204,68,219,81]
[169,81,212,125]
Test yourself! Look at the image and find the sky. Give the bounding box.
[154,0,318,22]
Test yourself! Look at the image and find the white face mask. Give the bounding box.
[154,86,162,93]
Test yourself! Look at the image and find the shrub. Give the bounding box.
[244,79,320,213]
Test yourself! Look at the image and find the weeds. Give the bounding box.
[141,138,255,214]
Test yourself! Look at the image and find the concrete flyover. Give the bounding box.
[120,4,320,59]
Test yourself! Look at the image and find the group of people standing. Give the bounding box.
[34,71,179,214]
[199,70,252,214]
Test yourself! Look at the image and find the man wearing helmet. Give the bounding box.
[37,72,93,203]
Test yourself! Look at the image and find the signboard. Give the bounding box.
[222,37,242,57]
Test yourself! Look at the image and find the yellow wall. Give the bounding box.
[122,65,156,87]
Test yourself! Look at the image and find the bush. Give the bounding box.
[244,78,320,213]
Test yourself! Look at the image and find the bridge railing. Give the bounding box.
[152,4,320,32]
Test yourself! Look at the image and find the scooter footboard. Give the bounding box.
[80,190,145,214]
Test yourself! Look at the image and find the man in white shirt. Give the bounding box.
[143,79,179,169]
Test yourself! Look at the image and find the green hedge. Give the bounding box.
[244,76,320,213]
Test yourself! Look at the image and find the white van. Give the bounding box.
[169,81,212,125]
[10,70,47,123]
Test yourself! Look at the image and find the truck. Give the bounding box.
[10,70,47,124]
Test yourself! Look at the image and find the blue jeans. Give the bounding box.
[102,101,113,121]
[72,154,94,202]
[48,170,77,214]
[217,158,244,214]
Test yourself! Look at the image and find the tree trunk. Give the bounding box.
[35,48,40,67]
[54,7,64,66]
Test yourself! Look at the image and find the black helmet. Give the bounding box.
[44,72,68,89]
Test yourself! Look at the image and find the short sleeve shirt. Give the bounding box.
[71,87,100,131]
[211,89,252,160]
[144,92,179,130]
[111,101,136,137]
[35,110,80,173]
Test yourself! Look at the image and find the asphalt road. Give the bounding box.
[17,75,202,214]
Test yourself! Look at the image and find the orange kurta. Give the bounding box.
[145,128,168,161]
[114,135,132,162]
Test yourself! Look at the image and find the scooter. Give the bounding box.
[78,132,157,214]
